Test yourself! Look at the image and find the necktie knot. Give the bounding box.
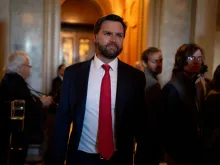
[102,64,111,72]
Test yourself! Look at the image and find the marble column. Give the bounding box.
[158,0,192,86]
[193,0,218,78]
[147,0,162,48]
[10,0,44,92]
[0,0,10,79]
[9,0,60,93]
[42,0,61,93]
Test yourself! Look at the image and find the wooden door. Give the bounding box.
[60,24,95,66]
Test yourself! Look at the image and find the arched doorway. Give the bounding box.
[59,0,147,67]
[43,0,149,92]
[60,0,109,66]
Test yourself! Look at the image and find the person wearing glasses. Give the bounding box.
[0,51,53,165]
[161,44,204,165]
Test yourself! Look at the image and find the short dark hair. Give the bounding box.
[210,65,220,90]
[141,47,161,63]
[94,14,127,36]
[173,43,204,73]
[57,64,65,73]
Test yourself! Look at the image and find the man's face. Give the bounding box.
[94,21,124,59]
[59,65,66,77]
[20,58,31,80]
[184,49,203,73]
[146,52,163,75]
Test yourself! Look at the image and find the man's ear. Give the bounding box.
[94,35,97,43]
[141,60,147,67]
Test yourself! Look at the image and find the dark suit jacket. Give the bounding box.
[48,76,63,113]
[162,72,202,165]
[49,76,62,103]
[145,83,163,164]
[0,73,44,164]
[203,91,220,163]
[53,58,147,165]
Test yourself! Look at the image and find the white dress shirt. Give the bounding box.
[78,55,118,153]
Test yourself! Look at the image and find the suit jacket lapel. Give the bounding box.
[74,59,92,123]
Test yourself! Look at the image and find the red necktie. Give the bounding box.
[98,64,114,160]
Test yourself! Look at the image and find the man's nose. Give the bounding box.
[110,35,116,42]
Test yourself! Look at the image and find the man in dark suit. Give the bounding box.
[49,64,66,107]
[44,64,66,165]
[53,14,147,165]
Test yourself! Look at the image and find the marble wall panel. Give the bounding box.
[10,0,44,92]
[0,0,10,79]
[159,0,192,86]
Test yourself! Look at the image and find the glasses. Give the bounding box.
[22,64,32,68]
[187,56,203,61]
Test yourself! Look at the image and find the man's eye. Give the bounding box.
[104,32,111,35]
[117,34,123,38]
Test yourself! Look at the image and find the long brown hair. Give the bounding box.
[173,43,204,73]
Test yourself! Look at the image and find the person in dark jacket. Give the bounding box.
[49,64,66,109]
[203,64,220,164]
[162,43,204,165]
[141,47,163,91]
[44,64,66,165]
[0,51,53,165]
[141,47,164,164]
[52,14,147,165]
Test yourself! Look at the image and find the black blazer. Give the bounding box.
[162,72,202,165]
[48,76,63,113]
[53,59,148,165]
[0,73,44,164]
[49,76,62,103]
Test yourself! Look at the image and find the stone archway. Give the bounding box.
[61,0,113,17]
[61,0,103,24]
[59,0,147,67]
[94,0,113,15]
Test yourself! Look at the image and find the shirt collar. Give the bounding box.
[59,75,63,81]
[93,55,118,71]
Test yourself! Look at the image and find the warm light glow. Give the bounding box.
[62,38,73,65]
[25,38,31,52]
[79,39,90,62]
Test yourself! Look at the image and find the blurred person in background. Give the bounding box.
[141,47,163,91]
[49,63,66,112]
[203,64,220,164]
[141,47,164,164]
[44,63,66,165]
[162,43,204,165]
[0,51,53,165]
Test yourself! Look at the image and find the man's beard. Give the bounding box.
[97,42,122,59]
